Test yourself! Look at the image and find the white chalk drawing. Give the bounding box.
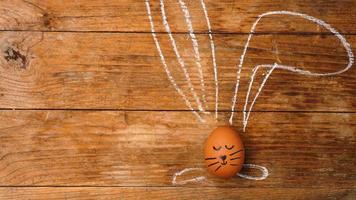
[231,10,355,129]
[145,1,354,185]
[236,164,269,181]
[178,0,208,110]
[242,63,277,132]
[159,0,204,112]
[172,164,269,185]
[200,0,219,119]
[172,168,208,185]
[145,1,205,123]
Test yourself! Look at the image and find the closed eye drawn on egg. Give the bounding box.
[213,146,221,151]
[230,157,240,160]
[208,161,219,167]
[205,157,216,160]
[215,165,221,172]
[229,149,243,156]
[225,145,234,150]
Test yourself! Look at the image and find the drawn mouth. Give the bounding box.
[221,161,227,165]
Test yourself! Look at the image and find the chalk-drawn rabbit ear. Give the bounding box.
[177,0,220,119]
[145,0,203,122]
[145,0,219,122]
[228,11,354,131]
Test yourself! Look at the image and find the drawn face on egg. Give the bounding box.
[204,126,244,178]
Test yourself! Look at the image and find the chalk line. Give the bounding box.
[242,64,277,131]
[178,0,208,110]
[200,0,219,119]
[145,0,204,123]
[172,164,269,185]
[229,10,354,126]
[237,164,269,181]
[159,0,205,112]
[172,168,207,185]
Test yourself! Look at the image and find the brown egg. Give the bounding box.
[204,126,245,178]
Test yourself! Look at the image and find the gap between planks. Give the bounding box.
[0,29,356,35]
[0,185,355,189]
[0,108,354,114]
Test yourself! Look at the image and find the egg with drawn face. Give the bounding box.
[204,126,244,178]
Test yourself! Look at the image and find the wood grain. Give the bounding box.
[0,32,354,111]
[0,0,355,34]
[0,110,354,187]
[0,187,355,200]
[0,0,355,199]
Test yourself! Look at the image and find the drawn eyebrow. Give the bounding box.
[213,146,222,151]
[229,149,243,156]
[225,145,234,150]
[208,161,219,167]
[205,157,216,160]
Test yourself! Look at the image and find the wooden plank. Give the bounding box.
[0,110,354,187]
[0,0,355,34]
[0,187,355,200]
[0,32,354,111]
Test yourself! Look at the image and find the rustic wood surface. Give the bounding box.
[0,33,354,111]
[0,188,355,200]
[0,111,355,187]
[0,0,355,199]
[0,0,355,33]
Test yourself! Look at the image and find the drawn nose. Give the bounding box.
[220,155,227,161]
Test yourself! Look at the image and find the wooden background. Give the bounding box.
[0,0,355,199]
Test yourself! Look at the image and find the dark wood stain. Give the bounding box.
[4,47,27,69]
